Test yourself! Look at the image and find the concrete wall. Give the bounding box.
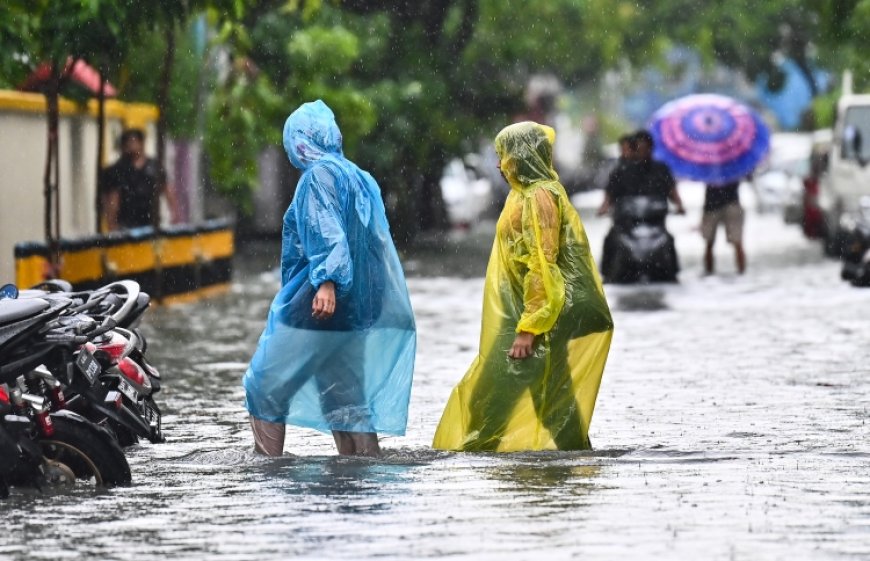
[0,111,49,281]
[0,90,158,283]
[252,146,294,236]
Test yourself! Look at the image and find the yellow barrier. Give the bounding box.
[14,221,234,304]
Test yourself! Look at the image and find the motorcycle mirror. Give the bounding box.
[0,284,19,300]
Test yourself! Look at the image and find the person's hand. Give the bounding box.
[312,281,336,320]
[595,205,608,217]
[508,332,535,359]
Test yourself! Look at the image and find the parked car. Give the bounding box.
[817,86,870,256]
[750,132,813,216]
[800,131,832,240]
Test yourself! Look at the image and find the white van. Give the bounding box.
[818,85,870,253]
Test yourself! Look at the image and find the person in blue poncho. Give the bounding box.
[243,100,417,457]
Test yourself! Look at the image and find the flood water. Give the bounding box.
[2,201,869,561]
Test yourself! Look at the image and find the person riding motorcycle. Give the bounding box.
[597,130,685,283]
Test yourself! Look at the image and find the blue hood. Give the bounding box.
[282,100,344,170]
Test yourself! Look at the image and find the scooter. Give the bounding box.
[83,327,164,445]
[600,195,679,284]
[0,291,131,490]
[17,281,164,446]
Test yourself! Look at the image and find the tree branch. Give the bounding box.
[446,0,478,60]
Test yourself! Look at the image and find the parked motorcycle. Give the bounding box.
[600,195,679,284]
[0,291,131,491]
[19,281,164,446]
[0,277,172,495]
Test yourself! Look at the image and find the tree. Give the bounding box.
[0,3,34,87]
[150,0,648,242]
[235,0,634,242]
[623,0,822,93]
[814,0,870,90]
[332,0,653,240]
[201,5,378,215]
[0,1,146,265]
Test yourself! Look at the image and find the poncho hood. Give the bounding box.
[282,99,344,170]
[494,121,559,191]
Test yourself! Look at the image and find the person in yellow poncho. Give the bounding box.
[433,121,614,452]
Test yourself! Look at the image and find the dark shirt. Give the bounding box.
[100,157,166,228]
[606,159,675,201]
[703,182,740,212]
[604,158,631,198]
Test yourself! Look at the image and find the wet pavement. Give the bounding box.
[2,196,869,561]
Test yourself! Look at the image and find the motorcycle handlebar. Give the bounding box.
[86,281,140,336]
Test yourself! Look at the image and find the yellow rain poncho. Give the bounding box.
[433,122,613,452]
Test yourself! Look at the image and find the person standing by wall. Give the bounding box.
[100,129,180,231]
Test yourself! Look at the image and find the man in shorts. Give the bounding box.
[702,181,745,275]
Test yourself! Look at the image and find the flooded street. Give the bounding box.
[2,201,869,561]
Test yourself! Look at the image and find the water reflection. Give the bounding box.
[489,461,601,494]
[613,287,669,311]
[263,456,415,499]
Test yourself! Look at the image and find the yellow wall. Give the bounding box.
[0,90,158,283]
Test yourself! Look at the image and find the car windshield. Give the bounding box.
[842,106,870,161]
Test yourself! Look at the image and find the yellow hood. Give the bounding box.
[494,121,559,191]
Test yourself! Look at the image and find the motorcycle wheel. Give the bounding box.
[42,457,82,487]
[41,415,131,486]
[40,439,103,486]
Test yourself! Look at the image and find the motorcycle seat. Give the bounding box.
[0,298,50,326]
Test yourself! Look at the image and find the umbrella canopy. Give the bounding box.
[649,93,770,185]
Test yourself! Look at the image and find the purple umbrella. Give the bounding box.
[648,94,770,185]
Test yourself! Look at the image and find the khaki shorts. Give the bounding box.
[701,203,744,244]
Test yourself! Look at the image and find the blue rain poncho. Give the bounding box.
[243,100,416,435]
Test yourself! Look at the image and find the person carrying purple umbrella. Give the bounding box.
[702,180,746,275]
[648,93,771,277]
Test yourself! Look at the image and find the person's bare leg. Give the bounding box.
[331,431,380,456]
[734,242,746,274]
[350,432,381,457]
[704,242,715,275]
[332,431,357,455]
[250,416,286,456]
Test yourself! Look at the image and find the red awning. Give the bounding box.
[19,57,117,97]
